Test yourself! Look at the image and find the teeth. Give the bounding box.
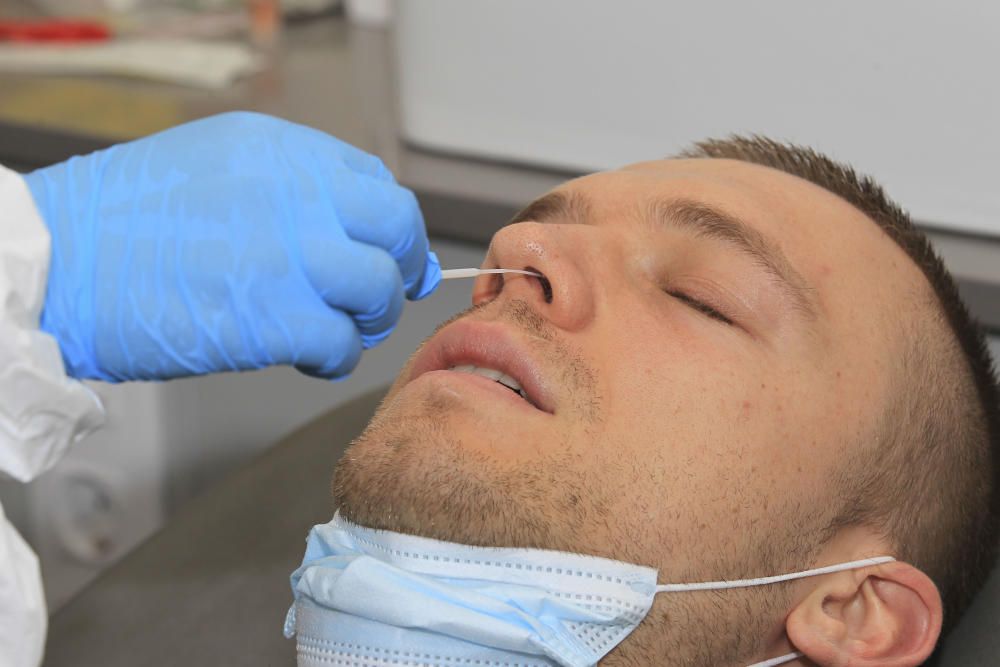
[478,367,504,381]
[449,364,528,400]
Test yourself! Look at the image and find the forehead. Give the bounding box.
[562,158,880,265]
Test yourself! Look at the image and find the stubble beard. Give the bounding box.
[331,388,596,551]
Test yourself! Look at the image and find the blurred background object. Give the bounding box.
[343,0,388,26]
[0,39,261,88]
[0,0,349,88]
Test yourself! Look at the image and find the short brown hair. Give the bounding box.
[680,135,999,636]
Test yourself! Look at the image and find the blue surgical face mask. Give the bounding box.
[284,512,893,667]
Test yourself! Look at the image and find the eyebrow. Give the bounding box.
[510,190,592,227]
[509,191,819,320]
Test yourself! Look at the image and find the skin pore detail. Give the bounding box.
[332,157,939,666]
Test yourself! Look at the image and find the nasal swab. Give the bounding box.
[440,268,542,280]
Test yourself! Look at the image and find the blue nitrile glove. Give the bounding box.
[25,111,441,382]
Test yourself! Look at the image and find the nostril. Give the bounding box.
[539,276,553,304]
[525,266,553,304]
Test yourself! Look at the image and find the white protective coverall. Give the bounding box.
[0,165,106,667]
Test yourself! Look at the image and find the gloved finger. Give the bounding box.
[325,174,434,300]
[296,122,397,183]
[203,111,395,183]
[257,303,364,379]
[412,250,442,301]
[300,237,405,348]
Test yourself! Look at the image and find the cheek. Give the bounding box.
[589,313,845,510]
[596,308,778,447]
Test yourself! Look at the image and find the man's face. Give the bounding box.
[333,158,926,663]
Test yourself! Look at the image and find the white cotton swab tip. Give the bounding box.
[440,268,542,280]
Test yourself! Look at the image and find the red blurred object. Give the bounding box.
[0,19,111,43]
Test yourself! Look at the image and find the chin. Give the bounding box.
[330,392,590,552]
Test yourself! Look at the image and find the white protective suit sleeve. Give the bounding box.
[0,165,106,667]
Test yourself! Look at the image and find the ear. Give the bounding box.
[785,560,942,667]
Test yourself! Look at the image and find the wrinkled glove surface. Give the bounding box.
[26,112,440,381]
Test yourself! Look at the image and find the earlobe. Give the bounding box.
[786,561,942,667]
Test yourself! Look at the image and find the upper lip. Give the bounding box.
[407,319,554,414]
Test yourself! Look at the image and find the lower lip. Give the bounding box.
[411,369,544,413]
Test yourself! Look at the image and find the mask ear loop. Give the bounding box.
[655,556,896,667]
[655,555,895,592]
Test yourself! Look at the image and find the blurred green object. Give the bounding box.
[0,79,183,139]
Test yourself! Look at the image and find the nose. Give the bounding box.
[472,221,596,332]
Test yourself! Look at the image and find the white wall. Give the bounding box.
[397,0,1000,237]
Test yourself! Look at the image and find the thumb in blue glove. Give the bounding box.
[26,111,442,382]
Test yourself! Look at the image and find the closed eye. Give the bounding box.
[668,291,734,326]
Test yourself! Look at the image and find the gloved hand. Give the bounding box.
[25,111,440,382]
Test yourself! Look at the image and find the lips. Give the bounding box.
[407,320,554,414]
